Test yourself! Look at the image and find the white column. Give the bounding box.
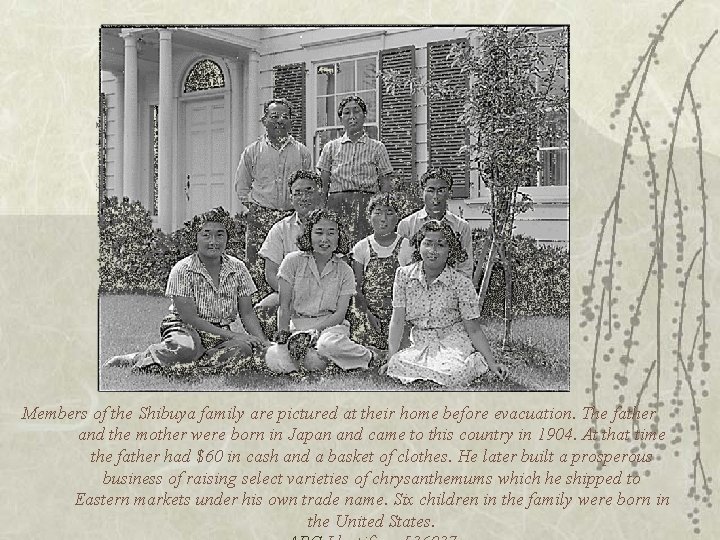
[158,29,173,231]
[228,59,242,216]
[245,51,260,145]
[122,33,139,202]
[113,72,125,197]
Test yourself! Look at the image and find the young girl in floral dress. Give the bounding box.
[383,220,508,386]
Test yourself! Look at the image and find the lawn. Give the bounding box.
[99,295,569,392]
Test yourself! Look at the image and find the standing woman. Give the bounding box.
[318,95,394,245]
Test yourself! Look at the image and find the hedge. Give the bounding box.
[99,197,245,295]
[98,197,569,317]
[473,229,569,317]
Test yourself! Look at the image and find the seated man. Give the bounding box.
[255,170,324,308]
[105,207,268,371]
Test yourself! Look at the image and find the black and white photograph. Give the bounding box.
[98,25,570,392]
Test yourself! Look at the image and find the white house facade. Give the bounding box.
[100,26,568,245]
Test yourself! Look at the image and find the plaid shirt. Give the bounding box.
[317,132,393,193]
[165,253,257,326]
[235,135,312,210]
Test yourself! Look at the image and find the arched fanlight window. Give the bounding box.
[183,59,225,93]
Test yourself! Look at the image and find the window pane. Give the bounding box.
[336,60,355,93]
[365,125,378,140]
[316,96,335,127]
[357,90,376,122]
[184,59,225,93]
[540,110,568,148]
[314,127,344,165]
[540,148,568,186]
[316,64,335,95]
[357,57,377,91]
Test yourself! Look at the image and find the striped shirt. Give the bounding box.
[317,132,393,193]
[165,253,257,326]
[397,208,474,279]
[235,134,312,210]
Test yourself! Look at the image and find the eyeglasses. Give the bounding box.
[267,113,290,121]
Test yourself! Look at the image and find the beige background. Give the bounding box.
[2,1,719,539]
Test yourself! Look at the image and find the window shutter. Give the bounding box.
[379,46,416,191]
[427,39,469,198]
[273,62,306,143]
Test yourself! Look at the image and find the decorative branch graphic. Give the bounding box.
[580,0,716,534]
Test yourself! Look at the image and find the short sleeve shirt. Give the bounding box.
[396,208,474,278]
[317,132,393,193]
[165,253,257,325]
[234,135,312,210]
[277,251,356,318]
[258,212,304,265]
[392,262,480,330]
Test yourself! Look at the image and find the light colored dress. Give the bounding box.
[386,262,488,386]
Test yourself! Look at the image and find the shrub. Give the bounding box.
[98,198,568,318]
[99,197,246,295]
[473,229,569,317]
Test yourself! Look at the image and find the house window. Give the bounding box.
[313,56,378,162]
[533,27,568,188]
[184,59,225,93]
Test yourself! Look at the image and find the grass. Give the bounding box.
[99,295,569,392]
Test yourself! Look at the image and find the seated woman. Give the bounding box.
[383,219,508,387]
[267,209,375,373]
[105,207,268,372]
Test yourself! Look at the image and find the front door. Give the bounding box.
[184,96,229,220]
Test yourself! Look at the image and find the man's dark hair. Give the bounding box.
[419,167,453,191]
[262,98,294,119]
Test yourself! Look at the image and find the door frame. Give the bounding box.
[176,55,234,227]
[178,90,232,223]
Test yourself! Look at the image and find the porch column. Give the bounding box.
[113,72,125,198]
[245,50,260,145]
[228,58,242,216]
[122,33,139,202]
[158,29,174,231]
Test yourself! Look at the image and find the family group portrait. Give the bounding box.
[98,25,570,391]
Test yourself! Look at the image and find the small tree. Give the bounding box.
[382,27,568,349]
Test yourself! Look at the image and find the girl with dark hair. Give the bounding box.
[105,207,268,373]
[268,209,374,373]
[382,220,508,386]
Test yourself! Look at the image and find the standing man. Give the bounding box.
[318,95,394,245]
[235,98,312,292]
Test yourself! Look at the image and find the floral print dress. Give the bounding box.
[386,262,488,386]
